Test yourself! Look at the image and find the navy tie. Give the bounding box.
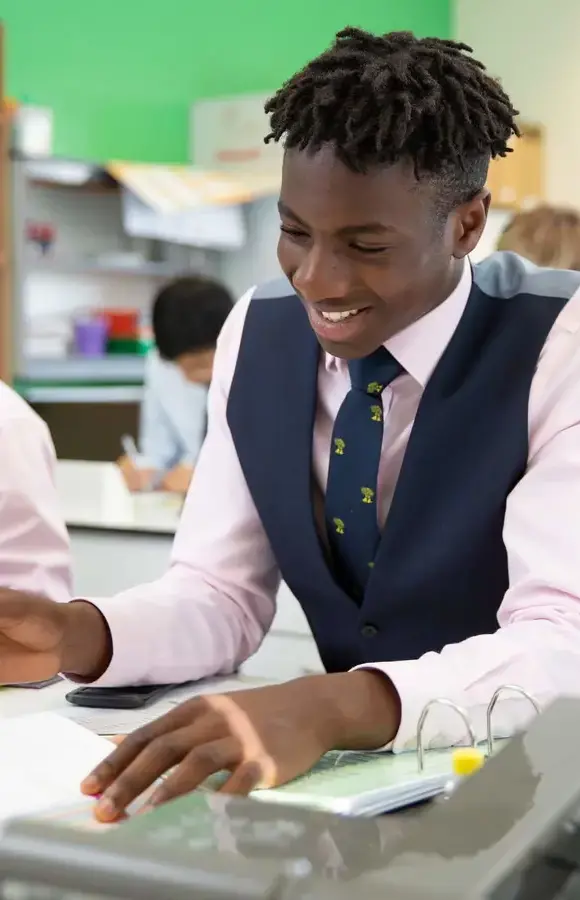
[325,347,404,597]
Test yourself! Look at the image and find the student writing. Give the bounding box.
[118,276,233,494]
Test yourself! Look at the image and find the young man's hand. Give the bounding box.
[161,463,194,494]
[82,671,401,822]
[0,591,112,683]
[117,456,157,493]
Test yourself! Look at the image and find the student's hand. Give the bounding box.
[81,671,401,822]
[0,590,112,684]
[161,463,194,494]
[117,456,157,493]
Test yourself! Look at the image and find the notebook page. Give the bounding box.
[0,712,112,823]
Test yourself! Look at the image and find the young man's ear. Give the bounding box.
[453,190,490,259]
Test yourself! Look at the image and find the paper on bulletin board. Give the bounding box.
[190,92,283,174]
[121,189,246,250]
[108,161,279,215]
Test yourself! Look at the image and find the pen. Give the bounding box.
[120,435,162,491]
[121,434,140,463]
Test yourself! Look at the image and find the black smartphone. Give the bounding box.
[65,683,180,710]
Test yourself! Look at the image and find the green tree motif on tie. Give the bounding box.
[361,487,375,504]
[367,382,383,395]
[370,405,382,422]
[333,517,345,534]
[334,438,346,455]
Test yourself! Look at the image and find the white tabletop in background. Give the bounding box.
[0,674,277,736]
[56,459,181,534]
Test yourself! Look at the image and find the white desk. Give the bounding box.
[56,460,323,681]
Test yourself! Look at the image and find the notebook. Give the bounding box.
[201,746,471,816]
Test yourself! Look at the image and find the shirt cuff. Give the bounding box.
[351,656,467,753]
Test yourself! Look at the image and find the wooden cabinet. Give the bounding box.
[486,122,544,210]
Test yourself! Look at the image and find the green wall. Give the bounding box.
[2,0,450,164]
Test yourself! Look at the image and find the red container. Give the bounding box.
[103,309,139,339]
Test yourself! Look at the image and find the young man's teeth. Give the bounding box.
[320,309,360,322]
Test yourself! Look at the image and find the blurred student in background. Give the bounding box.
[118,276,234,494]
[497,205,580,269]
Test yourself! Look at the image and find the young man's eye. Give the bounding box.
[280,225,309,239]
[352,244,389,254]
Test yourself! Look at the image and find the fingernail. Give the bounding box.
[96,796,117,821]
[80,775,100,794]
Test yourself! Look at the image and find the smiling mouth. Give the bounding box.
[319,308,365,322]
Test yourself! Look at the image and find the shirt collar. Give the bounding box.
[324,261,472,388]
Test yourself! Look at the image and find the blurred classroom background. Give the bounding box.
[0,1,576,651]
[0,0,562,460]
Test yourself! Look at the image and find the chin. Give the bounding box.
[315,335,378,360]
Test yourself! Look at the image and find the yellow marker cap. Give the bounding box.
[452,747,485,777]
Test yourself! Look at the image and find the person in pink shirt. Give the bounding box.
[0,29,580,820]
[0,381,70,603]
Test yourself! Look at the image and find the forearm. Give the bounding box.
[319,670,402,749]
[68,563,277,687]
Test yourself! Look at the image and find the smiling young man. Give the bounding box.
[1,28,580,819]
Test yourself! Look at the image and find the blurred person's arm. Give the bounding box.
[0,395,71,602]
[160,381,208,493]
[118,353,182,491]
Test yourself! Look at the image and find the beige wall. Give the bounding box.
[455,0,580,209]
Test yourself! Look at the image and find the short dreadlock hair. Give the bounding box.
[265,28,520,218]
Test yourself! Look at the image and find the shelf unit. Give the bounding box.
[28,258,184,279]
[3,73,283,459]
[10,154,221,405]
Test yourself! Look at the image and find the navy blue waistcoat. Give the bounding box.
[226,253,580,672]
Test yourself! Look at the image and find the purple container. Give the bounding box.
[73,317,108,357]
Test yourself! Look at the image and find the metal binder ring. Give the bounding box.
[486,684,540,757]
[416,698,476,772]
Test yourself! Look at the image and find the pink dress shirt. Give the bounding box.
[0,383,71,603]
[91,261,580,750]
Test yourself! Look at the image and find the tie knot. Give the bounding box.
[348,347,404,395]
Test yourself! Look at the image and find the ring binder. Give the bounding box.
[485,684,540,757]
[416,698,476,771]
